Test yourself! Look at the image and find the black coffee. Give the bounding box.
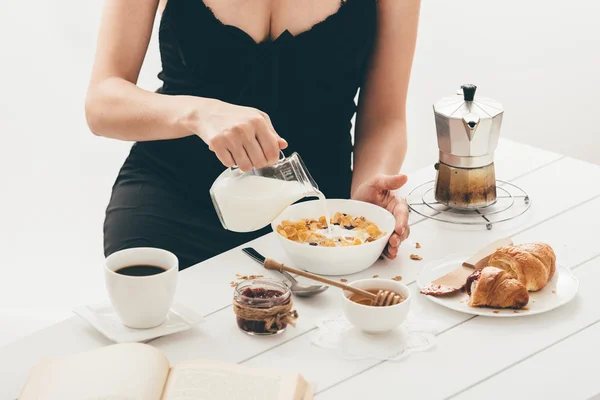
[115,265,167,277]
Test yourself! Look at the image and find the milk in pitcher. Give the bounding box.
[210,152,331,233]
[212,174,310,232]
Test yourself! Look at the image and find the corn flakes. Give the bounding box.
[276,213,386,247]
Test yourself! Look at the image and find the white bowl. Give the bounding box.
[272,199,395,275]
[342,279,411,334]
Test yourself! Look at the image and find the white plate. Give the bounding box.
[73,302,203,343]
[417,253,579,317]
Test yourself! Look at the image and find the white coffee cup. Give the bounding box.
[104,247,178,329]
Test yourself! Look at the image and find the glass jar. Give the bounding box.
[233,278,293,336]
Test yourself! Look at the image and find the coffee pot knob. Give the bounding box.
[461,84,477,101]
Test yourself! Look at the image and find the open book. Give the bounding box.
[19,343,313,400]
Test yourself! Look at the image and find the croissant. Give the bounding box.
[466,267,529,309]
[488,242,556,291]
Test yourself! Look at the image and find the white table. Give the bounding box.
[2,139,599,400]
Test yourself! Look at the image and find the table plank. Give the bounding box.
[451,320,600,400]
[151,157,600,389]
[0,142,578,399]
[239,194,600,394]
[2,154,591,400]
[317,255,600,400]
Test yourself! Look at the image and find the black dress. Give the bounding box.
[104,0,377,269]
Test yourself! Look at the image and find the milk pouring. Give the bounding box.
[210,152,324,233]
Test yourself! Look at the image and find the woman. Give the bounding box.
[86,0,420,269]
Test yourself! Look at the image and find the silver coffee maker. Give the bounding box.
[433,84,504,210]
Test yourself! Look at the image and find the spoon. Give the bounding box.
[262,257,403,306]
[242,248,329,297]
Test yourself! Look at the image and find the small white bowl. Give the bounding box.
[342,279,411,334]
[272,199,395,275]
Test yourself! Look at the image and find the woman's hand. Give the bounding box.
[185,100,288,172]
[352,174,410,259]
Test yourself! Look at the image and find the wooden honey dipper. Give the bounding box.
[263,259,403,306]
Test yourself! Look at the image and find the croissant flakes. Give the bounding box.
[466,267,529,309]
[487,242,556,291]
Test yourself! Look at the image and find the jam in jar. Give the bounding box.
[233,278,293,336]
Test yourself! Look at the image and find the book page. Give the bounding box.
[162,360,308,400]
[19,343,170,400]
[302,384,314,400]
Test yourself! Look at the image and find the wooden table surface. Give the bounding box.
[2,139,599,400]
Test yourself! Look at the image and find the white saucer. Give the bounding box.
[73,302,203,343]
[417,253,579,317]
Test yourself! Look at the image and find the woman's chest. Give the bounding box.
[158,0,377,103]
[174,0,346,43]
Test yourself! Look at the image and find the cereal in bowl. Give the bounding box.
[276,212,386,247]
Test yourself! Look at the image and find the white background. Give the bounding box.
[0,0,599,346]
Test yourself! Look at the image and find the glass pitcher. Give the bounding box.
[210,152,321,233]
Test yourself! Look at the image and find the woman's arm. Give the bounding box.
[85,0,285,171]
[350,0,421,196]
[350,0,420,257]
[85,0,196,141]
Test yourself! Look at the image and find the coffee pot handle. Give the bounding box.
[461,84,477,101]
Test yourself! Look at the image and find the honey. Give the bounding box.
[348,289,405,307]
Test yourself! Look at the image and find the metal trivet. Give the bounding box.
[407,180,531,230]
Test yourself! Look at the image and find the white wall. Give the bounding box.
[403,0,600,171]
[0,0,598,345]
